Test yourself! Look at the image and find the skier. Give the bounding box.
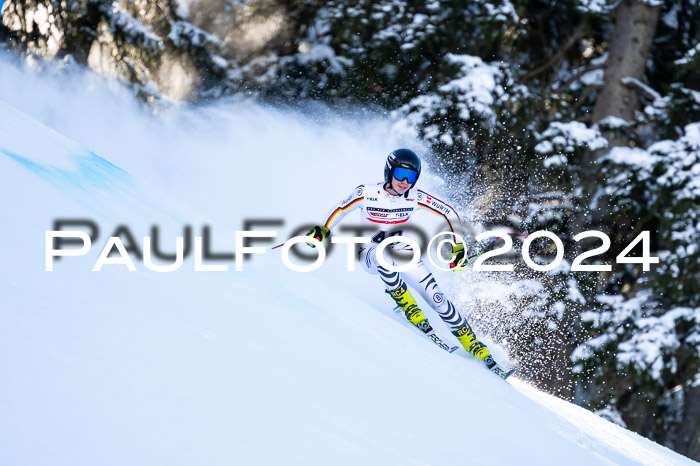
[305,149,508,376]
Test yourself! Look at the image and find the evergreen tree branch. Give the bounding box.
[553,62,606,93]
[520,23,586,82]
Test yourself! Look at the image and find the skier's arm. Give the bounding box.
[322,185,365,231]
[305,185,365,246]
[417,190,469,270]
[416,190,465,243]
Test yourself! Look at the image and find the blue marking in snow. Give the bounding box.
[2,148,185,222]
[2,149,64,184]
[1,148,135,192]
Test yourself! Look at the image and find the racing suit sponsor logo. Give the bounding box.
[431,203,450,215]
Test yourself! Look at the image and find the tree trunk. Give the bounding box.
[572,0,663,437]
[591,0,661,127]
[677,385,700,461]
[579,0,661,211]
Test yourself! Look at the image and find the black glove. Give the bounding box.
[305,226,330,247]
[449,243,467,271]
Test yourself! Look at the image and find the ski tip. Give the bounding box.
[504,368,517,380]
[448,346,459,353]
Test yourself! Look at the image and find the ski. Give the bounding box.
[391,307,516,381]
[392,306,459,353]
[484,355,517,380]
[490,366,517,380]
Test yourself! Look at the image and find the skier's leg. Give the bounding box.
[358,245,428,327]
[400,260,490,360]
[360,244,500,369]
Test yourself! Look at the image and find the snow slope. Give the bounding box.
[0,63,697,466]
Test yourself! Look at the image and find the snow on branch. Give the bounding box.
[109,5,164,52]
[617,307,696,381]
[438,54,501,118]
[294,42,353,74]
[577,0,610,14]
[621,77,662,101]
[674,42,700,66]
[168,21,221,49]
[535,121,608,155]
[391,53,505,148]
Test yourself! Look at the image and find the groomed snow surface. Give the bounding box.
[0,58,696,466]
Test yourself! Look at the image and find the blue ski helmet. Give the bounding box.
[385,149,421,187]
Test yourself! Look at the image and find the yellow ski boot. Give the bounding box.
[388,283,432,333]
[453,322,490,360]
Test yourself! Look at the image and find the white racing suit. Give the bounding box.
[322,181,471,333]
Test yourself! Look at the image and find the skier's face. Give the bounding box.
[390,176,411,195]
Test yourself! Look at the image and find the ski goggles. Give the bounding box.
[392,166,419,183]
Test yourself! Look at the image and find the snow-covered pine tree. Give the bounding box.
[572,123,699,457]
[0,0,231,101]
